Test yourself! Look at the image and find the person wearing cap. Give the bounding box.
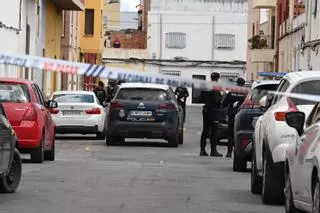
[94,81,108,105]
[222,77,247,158]
[199,72,224,157]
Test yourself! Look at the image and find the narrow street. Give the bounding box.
[0,107,282,213]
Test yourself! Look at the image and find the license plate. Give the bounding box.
[63,111,82,116]
[130,111,152,117]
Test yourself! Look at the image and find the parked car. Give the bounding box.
[233,80,280,171]
[0,103,22,193]
[284,103,320,213]
[0,78,57,163]
[105,83,184,147]
[251,72,320,204]
[50,91,107,139]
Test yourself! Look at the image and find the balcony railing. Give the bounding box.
[248,35,274,50]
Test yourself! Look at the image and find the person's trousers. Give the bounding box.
[200,110,219,150]
[227,117,235,153]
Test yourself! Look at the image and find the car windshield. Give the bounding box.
[0,83,30,103]
[291,80,320,105]
[52,94,94,103]
[116,88,169,101]
[252,84,279,102]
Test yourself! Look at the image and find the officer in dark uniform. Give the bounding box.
[175,86,189,123]
[199,72,224,157]
[222,77,247,158]
[94,81,107,105]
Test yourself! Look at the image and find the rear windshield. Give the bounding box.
[291,80,320,105]
[116,88,169,101]
[52,94,94,103]
[252,84,279,102]
[0,83,30,103]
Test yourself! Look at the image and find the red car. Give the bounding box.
[0,78,57,163]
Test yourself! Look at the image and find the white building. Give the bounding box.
[146,0,248,105]
[0,0,44,82]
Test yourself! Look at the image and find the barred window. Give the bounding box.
[103,16,108,28]
[165,32,186,49]
[160,70,181,76]
[214,34,235,49]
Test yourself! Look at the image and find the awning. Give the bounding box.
[52,0,84,11]
[257,72,287,77]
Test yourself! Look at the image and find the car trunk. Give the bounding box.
[56,103,98,117]
[2,103,32,126]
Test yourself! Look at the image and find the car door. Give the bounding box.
[293,103,320,203]
[0,114,13,174]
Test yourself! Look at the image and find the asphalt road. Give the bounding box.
[0,107,283,213]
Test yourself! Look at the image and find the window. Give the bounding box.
[32,85,42,105]
[52,94,95,103]
[252,84,279,103]
[0,83,30,103]
[165,32,186,49]
[160,70,181,76]
[273,79,290,103]
[103,16,108,28]
[61,11,66,37]
[116,88,169,101]
[85,9,94,35]
[214,34,235,49]
[291,80,320,105]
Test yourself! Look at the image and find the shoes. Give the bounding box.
[199,150,209,156]
[210,150,223,157]
[225,152,232,158]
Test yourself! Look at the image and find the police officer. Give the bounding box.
[222,77,247,158]
[94,81,107,105]
[106,80,118,102]
[175,86,189,123]
[199,72,224,157]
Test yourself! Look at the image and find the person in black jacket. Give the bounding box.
[94,81,107,105]
[199,72,224,157]
[175,86,189,123]
[222,77,247,158]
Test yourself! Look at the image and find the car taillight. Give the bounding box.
[85,108,101,114]
[240,136,249,148]
[159,103,176,110]
[110,102,123,110]
[23,106,37,121]
[49,108,59,114]
[274,98,299,121]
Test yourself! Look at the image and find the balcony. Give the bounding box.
[52,0,84,11]
[249,35,275,63]
[253,0,276,9]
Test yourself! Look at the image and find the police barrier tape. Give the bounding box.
[0,52,250,93]
[269,91,320,103]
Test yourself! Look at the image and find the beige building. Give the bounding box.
[246,0,277,81]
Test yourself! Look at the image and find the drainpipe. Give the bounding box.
[307,1,312,70]
[159,14,162,73]
[211,16,215,73]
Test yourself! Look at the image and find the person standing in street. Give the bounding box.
[175,86,189,123]
[94,81,107,105]
[222,77,247,158]
[199,72,224,157]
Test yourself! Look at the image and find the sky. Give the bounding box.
[120,0,140,11]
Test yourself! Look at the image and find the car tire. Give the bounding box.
[312,178,320,213]
[178,128,184,145]
[0,149,22,193]
[233,151,247,172]
[168,134,179,148]
[44,137,55,161]
[96,132,106,140]
[285,170,303,213]
[262,150,284,205]
[31,134,44,163]
[251,149,262,194]
[106,135,116,146]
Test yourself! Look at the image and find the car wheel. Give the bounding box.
[178,128,184,145]
[251,149,262,194]
[96,132,106,140]
[106,134,116,146]
[31,134,44,163]
[0,149,22,193]
[168,134,179,148]
[285,170,303,213]
[262,151,284,205]
[233,150,247,172]
[44,137,55,161]
[312,178,320,213]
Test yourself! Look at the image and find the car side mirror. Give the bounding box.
[46,100,58,109]
[285,112,305,136]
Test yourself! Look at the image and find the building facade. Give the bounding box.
[147,0,248,105]
[79,0,104,90]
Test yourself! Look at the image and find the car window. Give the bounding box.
[291,80,320,105]
[307,104,320,126]
[32,84,44,105]
[0,82,30,103]
[251,84,279,102]
[168,87,177,100]
[52,94,95,103]
[116,88,169,101]
[273,79,290,104]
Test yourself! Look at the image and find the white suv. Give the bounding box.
[251,71,320,205]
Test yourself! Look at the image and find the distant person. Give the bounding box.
[106,80,118,102]
[222,77,247,158]
[199,72,225,157]
[94,81,107,105]
[175,86,189,123]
